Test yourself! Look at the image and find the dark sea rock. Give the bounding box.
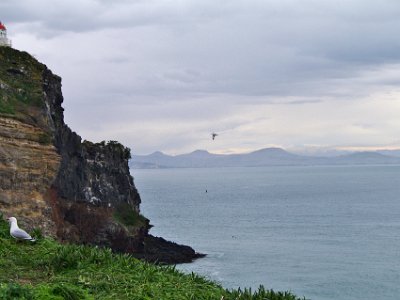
[134,235,206,264]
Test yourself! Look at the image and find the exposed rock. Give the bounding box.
[0,116,60,234]
[0,46,203,264]
[135,235,206,264]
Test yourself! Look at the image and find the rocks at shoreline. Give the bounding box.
[134,235,206,264]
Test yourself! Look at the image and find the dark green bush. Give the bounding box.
[114,203,147,227]
[51,283,87,300]
[38,133,51,145]
[0,283,34,300]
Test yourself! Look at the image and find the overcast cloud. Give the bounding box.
[2,0,400,154]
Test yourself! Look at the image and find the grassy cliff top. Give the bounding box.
[0,216,305,300]
[0,47,46,118]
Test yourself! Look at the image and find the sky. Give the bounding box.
[2,0,400,155]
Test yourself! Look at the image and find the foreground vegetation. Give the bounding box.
[0,216,305,299]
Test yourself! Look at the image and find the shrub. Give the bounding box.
[113,203,147,227]
[0,283,34,300]
[51,283,90,300]
[38,133,51,145]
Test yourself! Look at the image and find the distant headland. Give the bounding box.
[130,147,400,169]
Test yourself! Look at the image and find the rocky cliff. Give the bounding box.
[0,47,203,263]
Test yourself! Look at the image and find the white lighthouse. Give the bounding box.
[0,21,11,47]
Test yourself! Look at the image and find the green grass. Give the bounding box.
[114,203,148,227]
[0,47,45,116]
[0,215,306,299]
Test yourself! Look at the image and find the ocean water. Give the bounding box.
[133,165,400,300]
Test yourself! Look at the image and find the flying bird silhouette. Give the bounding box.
[7,217,36,242]
[211,132,218,140]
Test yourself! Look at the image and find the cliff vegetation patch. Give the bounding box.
[114,202,147,228]
[0,47,45,117]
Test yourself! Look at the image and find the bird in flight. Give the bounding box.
[211,132,218,140]
[7,217,36,242]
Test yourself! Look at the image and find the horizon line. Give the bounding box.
[133,146,400,157]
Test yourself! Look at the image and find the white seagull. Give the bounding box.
[7,217,36,242]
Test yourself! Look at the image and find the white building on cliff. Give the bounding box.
[0,21,11,47]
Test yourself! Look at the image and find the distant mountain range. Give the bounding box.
[130,148,400,169]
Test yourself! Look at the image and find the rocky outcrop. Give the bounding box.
[138,235,206,264]
[0,116,60,234]
[0,47,202,263]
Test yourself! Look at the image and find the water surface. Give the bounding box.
[133,165,400,300]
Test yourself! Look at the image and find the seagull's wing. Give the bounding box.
[11,228,33,240]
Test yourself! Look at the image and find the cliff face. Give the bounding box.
[0,47,61,234]
[0,46,145,250]
[40,65,146,250]
[0,116,60,234]
[42,67,140,211]
[0,47,202,263]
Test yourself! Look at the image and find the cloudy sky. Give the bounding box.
[2,0,400,155]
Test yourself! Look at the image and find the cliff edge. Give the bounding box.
[0,47,203,263]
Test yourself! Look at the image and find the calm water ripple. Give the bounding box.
[133,165,400,300]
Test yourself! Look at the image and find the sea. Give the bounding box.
[132,165,400,300]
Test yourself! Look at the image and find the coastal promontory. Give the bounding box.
[0,46,201,263]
